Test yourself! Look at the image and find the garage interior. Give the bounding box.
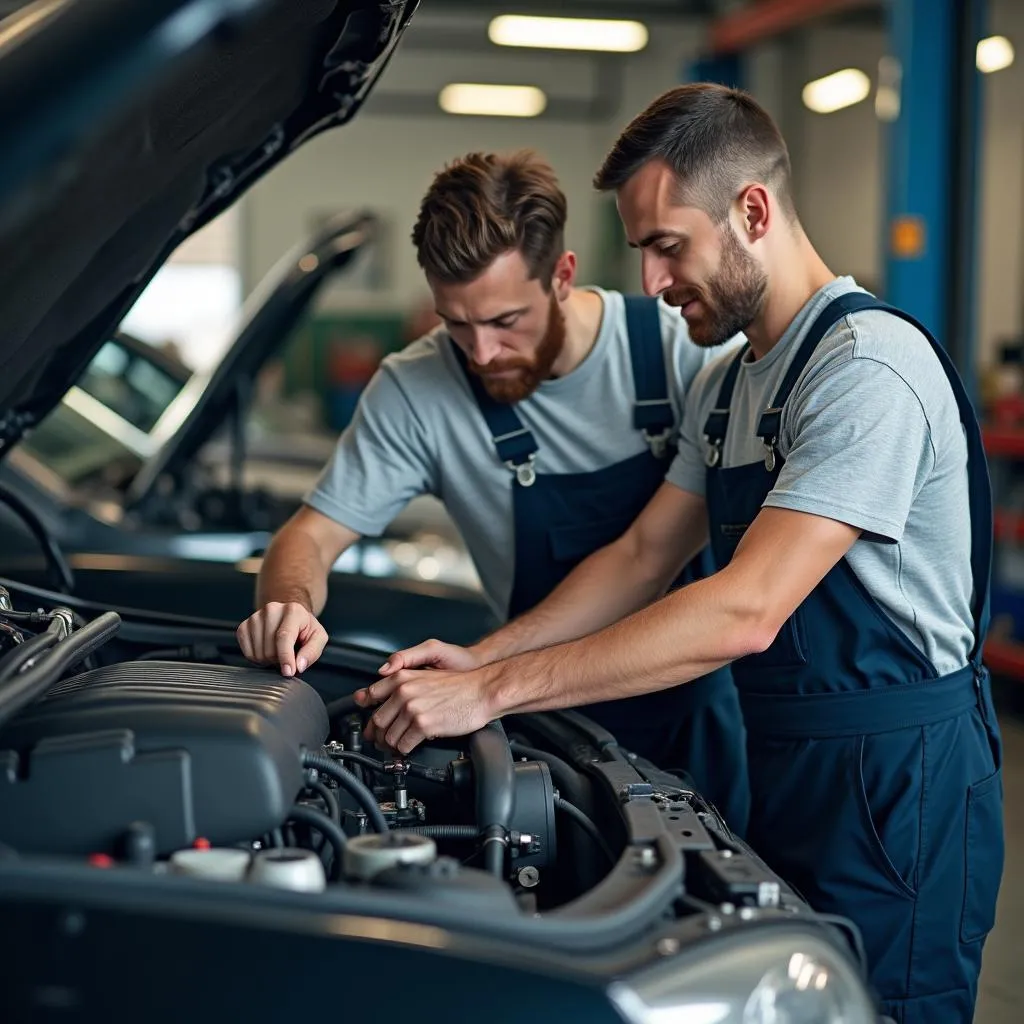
[1,0,1021,1019]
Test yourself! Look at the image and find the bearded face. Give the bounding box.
[662,225,767,349]
[430,250,570,405]
[467,292,565,403]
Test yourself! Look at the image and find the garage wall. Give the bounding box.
[239,13,706,310]
[241,5,1024,369]
[749,3,1024,369]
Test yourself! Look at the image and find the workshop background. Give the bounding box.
[105,3,1024,1018]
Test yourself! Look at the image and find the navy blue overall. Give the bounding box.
[703,293,1004,1022]
[454,296,749,832]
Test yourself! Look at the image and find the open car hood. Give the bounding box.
[0,0,418,453]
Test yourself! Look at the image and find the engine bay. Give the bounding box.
[0,584,834,935]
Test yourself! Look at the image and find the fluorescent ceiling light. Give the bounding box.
[488,15,648,53]
[802,68,871,114]
[977,35,1014,73]
[438,83,546,118]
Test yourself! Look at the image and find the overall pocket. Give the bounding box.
[960,767,1004,943]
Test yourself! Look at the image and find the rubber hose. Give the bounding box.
[303,774,340,824]
[555,796,616,867]
[0,616,64,684]
[468,722,514,879]
[0,612,120,729]
[330,749,449,785]
[393,824,477,840]
[302,751,388,834]
[287,804,347,882]
[325,693,358,719]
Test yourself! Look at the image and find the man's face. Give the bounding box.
[430,250,567,403]
[616,159,767,348]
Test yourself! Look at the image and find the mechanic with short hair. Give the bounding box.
[358,87,1004,1022]
[236,149,750,830]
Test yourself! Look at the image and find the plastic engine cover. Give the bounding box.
[0,662,329,856]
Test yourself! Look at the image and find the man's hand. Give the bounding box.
[353,667,497,753]
[236,601,329,678]
[378,639,483,676]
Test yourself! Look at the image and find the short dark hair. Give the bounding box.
[412,150,567,287]
[594,83,796,222]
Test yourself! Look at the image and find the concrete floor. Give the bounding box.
[976,698,1024,1022]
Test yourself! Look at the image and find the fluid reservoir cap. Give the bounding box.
[169,848,251,882]
[343,832,437,881]
[248,848,326,893]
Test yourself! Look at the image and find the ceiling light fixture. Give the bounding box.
[977,35,1014,73]
[438,83,547,118]
[802,68,871,114]
[488,15,648,53]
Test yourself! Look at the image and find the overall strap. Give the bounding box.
[701,343,749,467]
[759,291,992,661]
[624,295,674,457]
[450,340,539,487]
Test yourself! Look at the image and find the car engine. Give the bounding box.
[0,590,808,920]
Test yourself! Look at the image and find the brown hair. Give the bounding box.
[412,150,567,287]
[594,83,796,223]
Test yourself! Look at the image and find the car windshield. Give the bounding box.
[19,338,188,489]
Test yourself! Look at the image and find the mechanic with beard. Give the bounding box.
[358,88,1004,1022]
[236,149,750,829]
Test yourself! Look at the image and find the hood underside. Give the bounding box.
[0,0,417,449]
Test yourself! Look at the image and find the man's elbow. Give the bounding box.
[724,596,784,661]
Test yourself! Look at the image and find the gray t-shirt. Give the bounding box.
[306,287,742,618]
[668,275,974,676]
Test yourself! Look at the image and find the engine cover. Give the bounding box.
[0,662,329,856]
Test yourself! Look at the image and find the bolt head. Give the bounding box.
[655,937,680,956]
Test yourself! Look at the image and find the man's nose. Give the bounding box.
[641,252,673,298]
[470,330,502,366]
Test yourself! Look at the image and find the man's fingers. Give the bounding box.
[236,621,255,662]
[274,606,308,676]
[379,638,449,674]
[295,623,328,675]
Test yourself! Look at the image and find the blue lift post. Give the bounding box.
[882,0,986,405]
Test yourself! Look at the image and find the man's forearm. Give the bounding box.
[473,532,677,664]
[255,530,331,614]
[485,564,770,715]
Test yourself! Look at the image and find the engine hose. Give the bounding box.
[0,612,121,730]
[324,693,358,720]
[468,722,514,879]
[555,796,616,867]
[0,616,65,683]
[330,748,449,785]
[303,774,340,824]
[287,804,347,882]
[393,824,477,840]
[302,751,388,834]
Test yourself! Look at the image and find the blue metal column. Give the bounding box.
[882,0,985,398]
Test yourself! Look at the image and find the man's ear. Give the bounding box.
[738,185,771,242]
[551,250,577,299]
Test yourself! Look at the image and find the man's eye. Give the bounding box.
[659,244,680,256]
[494,317,518,329]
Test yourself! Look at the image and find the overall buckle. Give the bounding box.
[703,435,722,468]
[505,454,537,488]
[643,427,673,460]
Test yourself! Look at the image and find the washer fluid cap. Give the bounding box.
[169,847,252,882]
[343,832,437,881]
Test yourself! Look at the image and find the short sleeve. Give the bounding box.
[665,367,712,498]
[303,365,436,537]
[765,357,936,541]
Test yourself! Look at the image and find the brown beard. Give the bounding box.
[469,293,567,403]
[666,228,767,349]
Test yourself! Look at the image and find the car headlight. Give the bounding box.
[608,926,878,1024]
